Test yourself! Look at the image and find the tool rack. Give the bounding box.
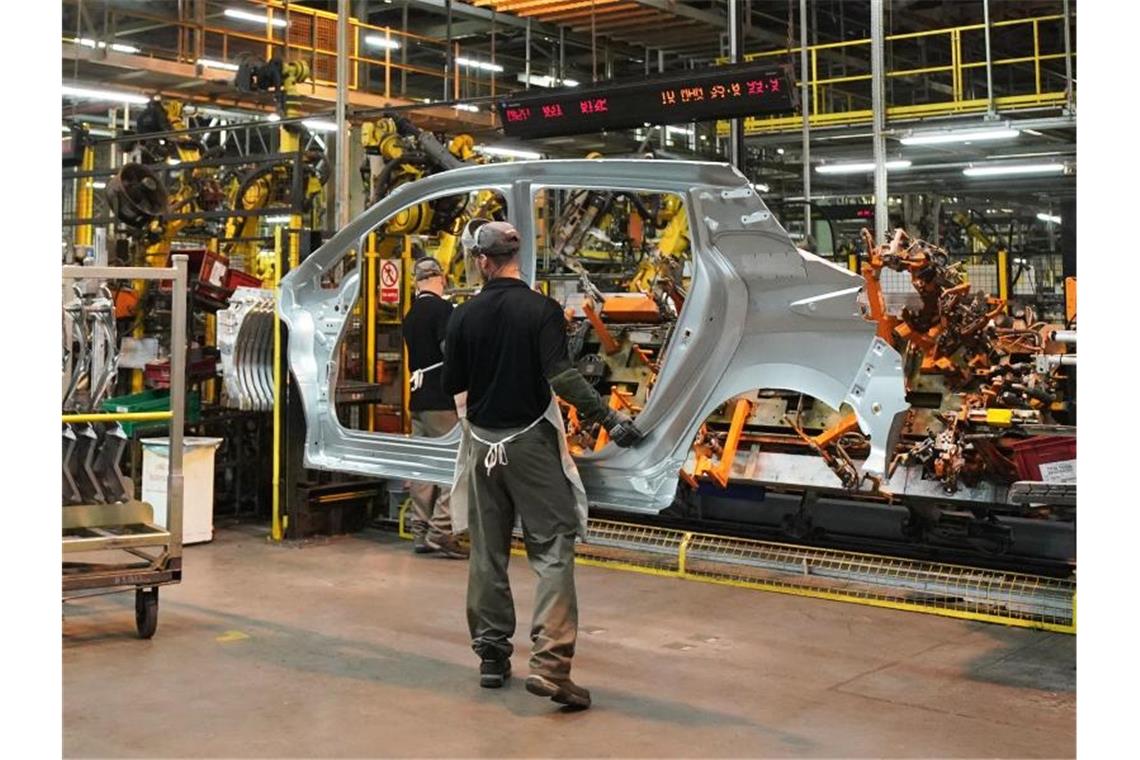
[62,256,188,638]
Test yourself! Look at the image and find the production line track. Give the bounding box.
[394,501,1076,634]
[597,503,1076,580]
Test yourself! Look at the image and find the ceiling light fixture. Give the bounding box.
[478,145,542,160]
[963,163,1066,177]
[364,35,401,50]
[901,126,1020,145]
[197,58,240,72]
[74,37,140,54]
[302,119,339,133]
[224,8,288,27]
[62,85,149,105]
[1037,212,1062,224]
[453,103,480,112]
[456,56,504,73]
[265,113,281,122]
[815,159,911,174]
[516,73,579,88]
[263,215,292,224]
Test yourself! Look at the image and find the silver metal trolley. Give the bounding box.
[62,256,188,638]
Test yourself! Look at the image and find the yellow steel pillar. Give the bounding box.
[997,247,1010,312]
[75,140,95,249]
[365,233,378,432]
[401,236,413,434]
[271,225,285,542]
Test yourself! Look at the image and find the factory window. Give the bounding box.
[335,187,509,434]
[532,186,692,454]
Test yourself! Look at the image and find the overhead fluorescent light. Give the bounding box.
[1037,212,1062,224]
[666,126,694,136]
[62,85,149,105]
[816,159,911,174]
[478,145,542,160]
[454,103,480,112]
[302,119,338,133]
[224,8,288,27]
[74,37,140,54]
[91,181,107,190]
[963,163,1066,177]
[516,73,578,88]
[776,147,785,155]
[752,183,770,193]
[364,35,401,50]
[197,58,240,72]
[264,215,292,224]
[901,127,1020,145]
[456,56,504,73]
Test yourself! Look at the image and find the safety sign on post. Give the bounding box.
[379,260,401,304]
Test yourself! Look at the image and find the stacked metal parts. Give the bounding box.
[62,283,133,505]
[217,287,275,411]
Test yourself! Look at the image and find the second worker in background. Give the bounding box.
[402,256,468,559]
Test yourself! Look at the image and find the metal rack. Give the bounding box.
[62,256,188,639]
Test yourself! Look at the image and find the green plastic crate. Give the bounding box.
[100,389,202,437]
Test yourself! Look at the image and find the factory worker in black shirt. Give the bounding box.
[442,219,642,710]
[401,256,468,559]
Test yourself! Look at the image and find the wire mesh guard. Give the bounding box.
[550,519,1075,633]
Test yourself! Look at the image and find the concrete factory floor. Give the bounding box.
[64,525,1075,758]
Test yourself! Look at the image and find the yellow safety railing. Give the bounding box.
[721,13,1073,135]
[62,0,503,102]
[62,411,173,424]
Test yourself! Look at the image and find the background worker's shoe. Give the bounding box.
[525,674,591,709]
[427,533,469,559]
[412,534,435,554]
[479,658,511,688]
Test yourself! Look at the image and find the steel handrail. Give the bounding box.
[719,12,1072,135]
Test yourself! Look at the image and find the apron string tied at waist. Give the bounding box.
[410,361,444,392]
[469,415,545,476]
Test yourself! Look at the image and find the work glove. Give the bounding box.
[602,408,644,448]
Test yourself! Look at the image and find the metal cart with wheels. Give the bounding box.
[62,257,189,639]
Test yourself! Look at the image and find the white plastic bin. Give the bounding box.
[140,437,223,545]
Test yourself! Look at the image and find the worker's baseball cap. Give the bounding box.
[413,256,444,281]
[462,219,520,258]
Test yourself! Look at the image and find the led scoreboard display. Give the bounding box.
[496,62,796,139]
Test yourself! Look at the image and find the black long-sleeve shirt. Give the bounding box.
[442,278,575,428]
[402,292,455,412]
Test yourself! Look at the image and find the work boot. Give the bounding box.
[479,658,511,688]
[427,533,469,559]
[525,674,591,709]
[412,533,435,554]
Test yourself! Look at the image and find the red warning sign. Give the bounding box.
[379,260,401,304]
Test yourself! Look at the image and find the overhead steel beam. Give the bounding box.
[627,0,724,27]
[403,0,645,57]
[570,10,663,32]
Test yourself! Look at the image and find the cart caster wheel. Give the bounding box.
[135,587,159,639]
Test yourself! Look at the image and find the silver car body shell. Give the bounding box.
[278,159,909,514]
